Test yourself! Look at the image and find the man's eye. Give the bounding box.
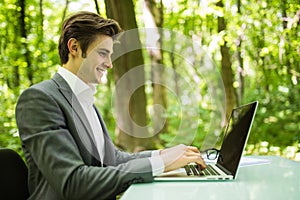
[98,51,106,57]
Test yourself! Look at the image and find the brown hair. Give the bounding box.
[58,11,122,64]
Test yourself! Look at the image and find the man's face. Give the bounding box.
[77,34,114,84]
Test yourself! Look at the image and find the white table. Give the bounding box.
[120,156,300,200]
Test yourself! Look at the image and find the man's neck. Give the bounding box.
[62,63,78,76]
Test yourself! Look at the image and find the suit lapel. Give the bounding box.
[51,73,101,164]
[52,74,85,120]
[93,105,116,166]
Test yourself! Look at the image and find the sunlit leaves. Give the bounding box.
[161,0,300,150]
[0,0,299,155]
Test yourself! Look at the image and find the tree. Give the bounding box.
[0,0,299,158]
[235,0,245,105]
[143,0,168,139]
[217,0,237,119]
[104,0,156,151]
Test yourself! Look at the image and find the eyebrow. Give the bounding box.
[98,48,113,54]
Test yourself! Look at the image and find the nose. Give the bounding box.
[106,63,113,69]
[105,57,113,69]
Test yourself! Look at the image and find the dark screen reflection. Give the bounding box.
[217,101,258,177]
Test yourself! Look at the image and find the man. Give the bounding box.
[15,11,206,200]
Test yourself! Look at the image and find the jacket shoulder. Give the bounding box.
[21,73,66,96]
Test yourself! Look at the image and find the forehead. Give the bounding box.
[89,34,113,51]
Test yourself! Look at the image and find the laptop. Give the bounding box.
[154,101,258,181]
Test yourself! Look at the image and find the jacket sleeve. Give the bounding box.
[16,87,153,200]
[114,148,152,165]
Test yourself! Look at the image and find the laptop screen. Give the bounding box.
[216,101,258,178]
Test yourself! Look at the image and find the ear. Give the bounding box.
[67,38,80,56]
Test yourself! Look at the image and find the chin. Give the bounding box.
[95,79,103,84]
[96,76,105,84]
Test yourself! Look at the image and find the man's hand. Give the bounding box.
[160,144,206,172]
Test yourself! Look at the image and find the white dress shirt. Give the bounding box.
[57,67,164,176]
[58,67,105,164]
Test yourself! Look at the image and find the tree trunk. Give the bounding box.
[236,0,244,105]
[94,0,100,15]
[61,0,69,26]
[144,0,168,138]
[105,0,155,152]
[18,0,32,86]
[217,0,237,119]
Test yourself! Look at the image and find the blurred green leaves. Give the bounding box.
[0,0,299,159]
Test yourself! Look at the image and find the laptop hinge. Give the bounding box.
[216,163,232,175]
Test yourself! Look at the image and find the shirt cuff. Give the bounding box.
[151,150,161,157]
[148,156,164,177]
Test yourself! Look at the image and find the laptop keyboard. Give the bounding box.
[184,164,220,176]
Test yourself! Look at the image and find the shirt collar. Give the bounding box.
[57,67,96,103]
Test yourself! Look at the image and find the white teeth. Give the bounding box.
[97,68,105,73]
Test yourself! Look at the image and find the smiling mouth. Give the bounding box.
[96,67,106,74]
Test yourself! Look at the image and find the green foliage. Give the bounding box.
[157,0,300,159]
[0,0,62,154]
[0,0,299,160]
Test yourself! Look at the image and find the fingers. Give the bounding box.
[184,150,201,157]
[194,155,207,170]
[186,146,200,153]
[179,145,207,169]
[184,151,207,170]
[161,144,207,172]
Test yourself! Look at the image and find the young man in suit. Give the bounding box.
[15,11,206,200]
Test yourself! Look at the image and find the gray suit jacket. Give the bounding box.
[15,73,153,200]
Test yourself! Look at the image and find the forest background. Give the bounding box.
[0,0,299,161]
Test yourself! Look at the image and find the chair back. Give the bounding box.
[0,148,29,200]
